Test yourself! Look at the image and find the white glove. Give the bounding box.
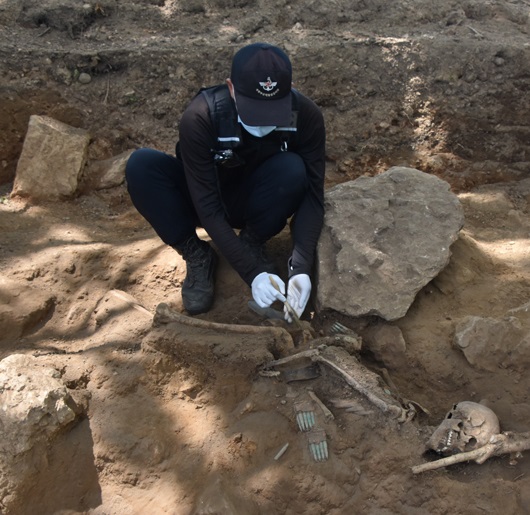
[285,274,311,322]
[251,272,286,308]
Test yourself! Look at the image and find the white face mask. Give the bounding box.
[238,116,276,138]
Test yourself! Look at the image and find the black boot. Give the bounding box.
[239,228,277,274]
[173,235,218,315]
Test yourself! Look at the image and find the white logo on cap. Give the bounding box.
[259,77,277,92]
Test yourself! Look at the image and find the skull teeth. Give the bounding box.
[428,402,500,455]
[441,429,457,453]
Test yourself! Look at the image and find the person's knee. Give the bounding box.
[282,153,308,194]
[125,148,152,185]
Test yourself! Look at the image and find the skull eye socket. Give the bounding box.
[467,437,477,448]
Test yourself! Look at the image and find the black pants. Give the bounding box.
[125,148,308,247]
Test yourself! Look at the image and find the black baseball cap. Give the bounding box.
[230,42,292,126]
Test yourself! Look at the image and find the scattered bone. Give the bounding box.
[258,370,281,378]
[412,431,530,474]
[328,321,363,352]
[247,300,317,345]
[331,399,375,416]
[154,303,294,354]
[156,305,413,424]
[155,302,290,336]
[307,391,335,421]
[264,346,413,421]
[311,335,362,354]
[109,289,152,317]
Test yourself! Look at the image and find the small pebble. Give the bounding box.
[78,72,92,84]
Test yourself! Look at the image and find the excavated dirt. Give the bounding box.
[1,1,530,513]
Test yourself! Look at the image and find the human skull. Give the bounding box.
[427,401,500,456]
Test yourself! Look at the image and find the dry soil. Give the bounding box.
[1,1,530,514]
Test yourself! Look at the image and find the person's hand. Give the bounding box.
[251,272,286,308]
[285,274,311,322]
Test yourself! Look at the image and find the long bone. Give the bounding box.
[412,431,530,474]
[264,345,413,422]
[154,302,295,354]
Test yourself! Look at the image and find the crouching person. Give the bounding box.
[126,42,326,320]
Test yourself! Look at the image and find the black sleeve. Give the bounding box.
[179,91,326,285]
[288,94,326,278]
[178,93,269,286]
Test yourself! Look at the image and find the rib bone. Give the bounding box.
[264,345,412,421]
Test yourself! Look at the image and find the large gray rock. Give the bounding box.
[454,302,530,372]
[317,167,464,320]
[454,315,523,371]
[12,115,90,200]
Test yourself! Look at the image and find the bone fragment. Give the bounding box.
[313,335,362,353]
[331,399,374,416]
[307,391,335,421]
[316,348,407,420]
[154,303,294,353]
[259,370,281,378]
[264,346,411,421]
[110,289,152,316]
[264,349,320,366]
[412,431,530,474]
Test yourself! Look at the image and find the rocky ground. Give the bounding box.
[1,0,530,514]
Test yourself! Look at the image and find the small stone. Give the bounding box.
[78,72,92,84]
[493,57,505,66]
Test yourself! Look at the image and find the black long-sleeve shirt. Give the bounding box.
[178,85,325,286]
